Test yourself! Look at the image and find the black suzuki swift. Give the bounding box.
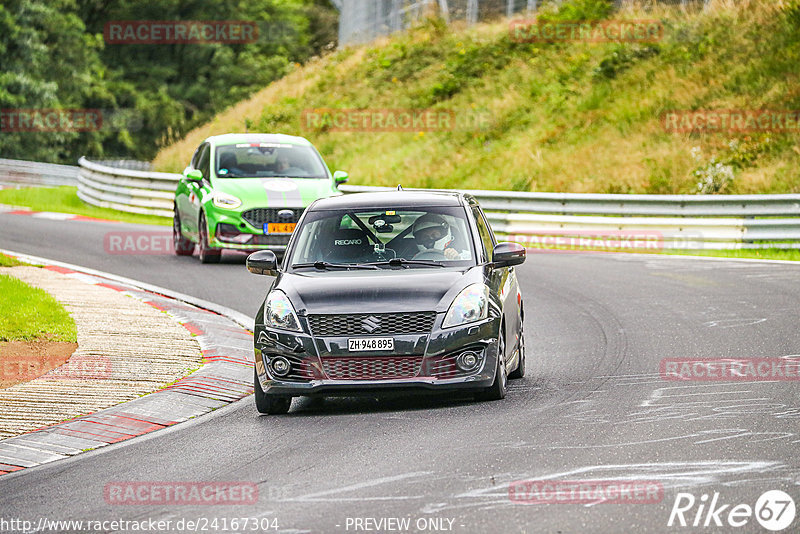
[247,191,526,414]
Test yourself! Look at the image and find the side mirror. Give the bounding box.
[247,250,279,276]
[333,170,349,185]
[185,169,204,182]
[492,242,526,268]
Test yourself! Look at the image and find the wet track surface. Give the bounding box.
[1,213,799,532]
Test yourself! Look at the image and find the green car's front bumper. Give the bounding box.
[205,205,305,253]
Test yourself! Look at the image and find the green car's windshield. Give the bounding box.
[289,207,476,269]
[215,143,328,179]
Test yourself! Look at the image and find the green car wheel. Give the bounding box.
[198,212,221,264]
[173,208,195,256]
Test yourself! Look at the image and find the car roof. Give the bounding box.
[204,133,312,147]
[310,191,469,211]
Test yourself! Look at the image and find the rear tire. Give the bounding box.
[254,369,292,415]
[198,212,221,264]
[173,208,195,256]
[476,329,507,401]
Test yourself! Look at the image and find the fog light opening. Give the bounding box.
[216,223,254,244]
[270,356,292,377]
[456,351,481,372]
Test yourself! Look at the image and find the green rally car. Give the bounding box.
[173,133,349,263]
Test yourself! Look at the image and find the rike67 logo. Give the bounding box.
[668,490,796,531]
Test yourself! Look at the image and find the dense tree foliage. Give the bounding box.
[0,0,337,163]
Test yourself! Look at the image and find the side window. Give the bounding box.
[472,206,495,262]
[197,144,211,179]
[190,143,205,168]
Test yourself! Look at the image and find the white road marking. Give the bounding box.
[286,471,432,503]
[30,212,74,220]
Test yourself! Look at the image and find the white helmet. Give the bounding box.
[413,213,451,250]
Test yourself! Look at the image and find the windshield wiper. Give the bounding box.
[292,261,379,271]
[366,258,445,268]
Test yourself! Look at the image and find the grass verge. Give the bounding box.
[0,253,30,267]
[662,248,800,261]
[0,186,171,226]
[0,274,77,342]
[524,246,800,261]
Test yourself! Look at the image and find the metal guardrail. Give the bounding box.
[92,160,154,171]
[340,186,800,250]
[0,158,78,188]
[335,0,714,46]
[67,158,800,250]
[77,157,178,218]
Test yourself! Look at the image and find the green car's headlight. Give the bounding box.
[265,290,302,332]
[213,191,242,210]
[443,284,490,329]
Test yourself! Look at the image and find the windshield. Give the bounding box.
[288,206,475,269]
[215,143,328,179]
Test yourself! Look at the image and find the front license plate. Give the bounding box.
[348,338,394,352]
[264,222,296,234]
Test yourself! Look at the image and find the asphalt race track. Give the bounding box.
[1,212,799,533]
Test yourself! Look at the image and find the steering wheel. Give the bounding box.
[412,250,449,260]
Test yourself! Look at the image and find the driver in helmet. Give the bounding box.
[275,155,290,173]
[412,213,466,260]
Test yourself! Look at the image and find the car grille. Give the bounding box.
[322,356,423,380]
[308,312,436,337]
[242,208,305,228]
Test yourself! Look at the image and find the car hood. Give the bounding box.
[211,177,339,208]
[276,267,484,315]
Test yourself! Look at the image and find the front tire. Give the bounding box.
[198,212,221,264]
[476,329,507,401]
[173,208,195,256]
[509,325,525,379]
[254,369,292,415]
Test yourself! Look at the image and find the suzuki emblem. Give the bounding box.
[362,316,381,333]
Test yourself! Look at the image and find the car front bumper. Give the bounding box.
[254,315,501,397]
[207,210,294,252]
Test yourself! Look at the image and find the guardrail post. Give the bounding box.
[438,0,449,22]
[466,0,478,25]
